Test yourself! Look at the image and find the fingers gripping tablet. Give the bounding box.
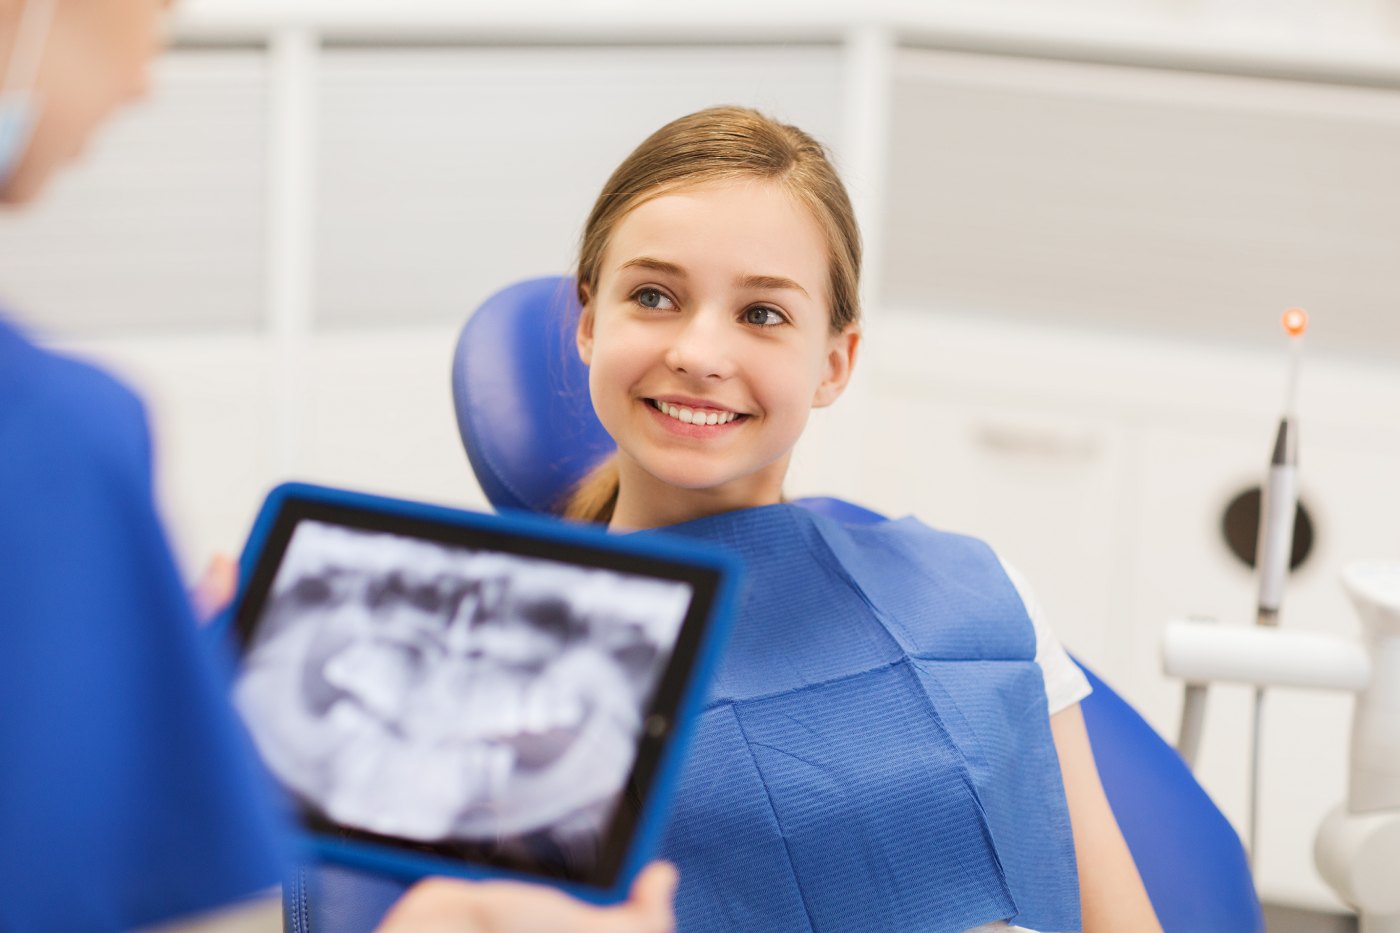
[224,483,738,902]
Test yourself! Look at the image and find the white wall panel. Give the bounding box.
[882,50,1400,360]
[295,328,488,509]
[65,329,486,578]
[61,336,278,576]
[314,45,844,328]
[0,52,267,337]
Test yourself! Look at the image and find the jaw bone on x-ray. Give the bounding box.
[234,520,693,858]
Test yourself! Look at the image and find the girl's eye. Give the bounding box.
[634,287,674,310]
[743,306,785,327]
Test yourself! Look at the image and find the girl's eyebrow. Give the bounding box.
[618,257,685,277]
[740,274,809,298]
[619,258,810,298]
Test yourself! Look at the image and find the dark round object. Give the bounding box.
[1221,486,1315,571]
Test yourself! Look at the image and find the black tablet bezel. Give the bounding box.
[231,490,726,889]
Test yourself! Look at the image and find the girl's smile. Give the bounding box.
[644,397,748,435]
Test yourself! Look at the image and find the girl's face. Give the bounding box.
[578,178,858,529]
[0,0,165,204]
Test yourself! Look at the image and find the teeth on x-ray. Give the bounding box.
[235,520,692,860]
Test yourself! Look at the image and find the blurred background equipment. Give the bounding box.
[1163,560,1400,933]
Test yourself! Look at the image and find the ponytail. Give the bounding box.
[561,454,619,524]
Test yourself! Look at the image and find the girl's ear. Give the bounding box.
[813,324,860,408]
[576,284,595,365]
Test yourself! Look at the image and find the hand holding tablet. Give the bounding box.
[224,483,738,903]
[376,861,679,933]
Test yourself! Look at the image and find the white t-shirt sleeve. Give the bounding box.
[958,557,1089,933]
[995,555,1092,716]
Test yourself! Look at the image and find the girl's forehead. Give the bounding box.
[602,178,828,289]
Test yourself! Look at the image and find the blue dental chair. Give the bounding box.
[287,276,1263,933]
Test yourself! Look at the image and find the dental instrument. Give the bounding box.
[1245,307,1308,864]
[1161,306,1400,928]
[1257,307,1307,627]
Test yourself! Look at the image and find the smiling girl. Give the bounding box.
[561,106,1163,933]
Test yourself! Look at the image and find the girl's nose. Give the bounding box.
[664,308,734,380]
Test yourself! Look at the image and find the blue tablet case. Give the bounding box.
[225,482,740,905]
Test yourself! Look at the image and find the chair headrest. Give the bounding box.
[451,276,615,514]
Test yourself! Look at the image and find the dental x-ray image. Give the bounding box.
[234,519,693,875]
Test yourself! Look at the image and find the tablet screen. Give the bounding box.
[230,497,719,887]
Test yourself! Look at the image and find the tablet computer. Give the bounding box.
[225,482,739,902]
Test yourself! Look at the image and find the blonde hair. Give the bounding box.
[561,106,862,524]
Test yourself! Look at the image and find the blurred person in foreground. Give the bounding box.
[0,0,676,929]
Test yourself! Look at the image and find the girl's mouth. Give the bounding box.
[645,398,747,428]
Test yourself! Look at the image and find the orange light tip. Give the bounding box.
[1282,307,1308,337]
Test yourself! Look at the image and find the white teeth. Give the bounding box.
[653,400,738,425]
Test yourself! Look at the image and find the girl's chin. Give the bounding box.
[643,472,735,494]
[629,459,778,503]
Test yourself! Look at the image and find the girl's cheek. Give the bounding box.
[597,322,650,363]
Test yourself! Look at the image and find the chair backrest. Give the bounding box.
[1074,662,1263,932]
[451,276,613,514]
[290,276,1264,933]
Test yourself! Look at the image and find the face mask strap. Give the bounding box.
[0,0,58,187]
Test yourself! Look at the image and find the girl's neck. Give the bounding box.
[608,454,790,531]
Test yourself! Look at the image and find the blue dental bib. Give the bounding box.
[641,504,1081,933]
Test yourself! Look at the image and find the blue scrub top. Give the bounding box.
[0,315,289,932]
